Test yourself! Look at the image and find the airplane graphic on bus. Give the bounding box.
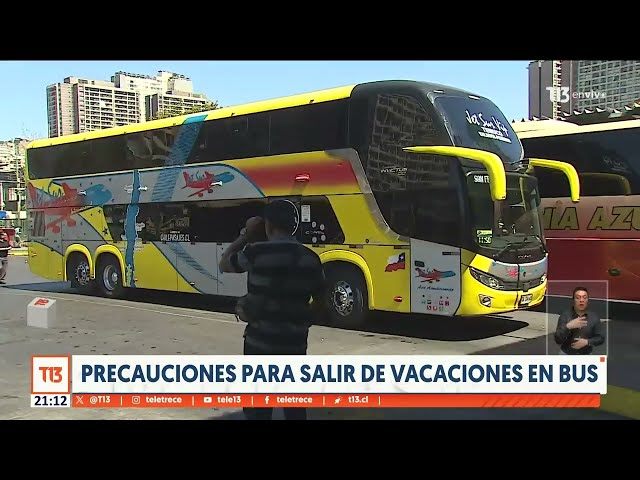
[182,171,235,197]
[415,267,456,283]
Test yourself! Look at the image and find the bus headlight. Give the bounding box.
[468,266,505,290]
[539,274,547,284]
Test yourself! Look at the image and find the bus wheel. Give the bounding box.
[67,253,94,294]
[324,264,369,328]
[96,255,124,298]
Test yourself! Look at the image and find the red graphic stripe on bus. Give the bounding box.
[240,161,359,190]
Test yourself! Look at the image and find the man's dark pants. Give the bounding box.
[242,340,307,421]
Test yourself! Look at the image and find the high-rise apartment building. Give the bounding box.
[46,71,210,137]
[0,138,28,178]
[0,141,17,175]
[111,71,197,98]
[47,81,76,137]
[0,137,29,216]
[573,60,640,109]
[528,60,640,120]
[46,77,141,136]
[527,60,575,119]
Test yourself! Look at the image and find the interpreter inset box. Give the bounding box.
[545,280,609,357]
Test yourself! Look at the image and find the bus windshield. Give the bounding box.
[433,95,523,164]
[466,172,543,250]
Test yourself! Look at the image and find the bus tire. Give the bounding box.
[323,263,369,328]
[67,252,95,294]
[96,255,124,298]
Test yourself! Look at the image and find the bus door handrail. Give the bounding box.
[403,145,507,201]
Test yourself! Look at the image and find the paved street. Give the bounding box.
[1,255,638,420]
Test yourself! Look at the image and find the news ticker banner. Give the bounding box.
[31,354,607,409]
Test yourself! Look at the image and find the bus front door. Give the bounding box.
[410,239,462,316]
[175,240,220,295]
[216,243,246,297]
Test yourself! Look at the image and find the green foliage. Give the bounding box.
[150,100,221,120]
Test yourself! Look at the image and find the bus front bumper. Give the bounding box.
[456,268,546,316]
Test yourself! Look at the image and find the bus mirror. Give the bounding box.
[403,145,506,201]
[527,158,580,203]
[581,172,631,195]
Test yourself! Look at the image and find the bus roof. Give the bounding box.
[27,79,499,150]
[513,118,640,139]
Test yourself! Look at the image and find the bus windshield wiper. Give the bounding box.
[492,236,547,260]
[531,234,548,255]
[492,241,529,260]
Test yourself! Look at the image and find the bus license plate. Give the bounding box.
[519,294,533,306]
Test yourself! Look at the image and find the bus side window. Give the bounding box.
[102,205,127,242]
[90,136,128,174]
[50,141,90,178]
[189,199,268,243]
[196,119,232,162]
[573,129,640,196]
[227,113,270,160]
[269,100,349,156]
[523,129,640,198]
[357,92,464,247]
[125,132,152,170]
[117,203,191,244]
[135,204,162,242]
[29,211,45,238]
[522,137,575,198]
[534,170,571,198]
[27,144,65,180]
[580,174,629,196]
[157,203,192,243]
[297,196,345,245]
[125,127,179,169]
[192,113,271,164]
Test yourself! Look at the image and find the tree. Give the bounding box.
[150,100,221,121]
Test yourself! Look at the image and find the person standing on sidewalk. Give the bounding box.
[0,230,11,284]
[218,199,326,421]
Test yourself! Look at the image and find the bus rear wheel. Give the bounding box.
[96,255,124,298]
[324,264,369,329]
[67,253,95,294]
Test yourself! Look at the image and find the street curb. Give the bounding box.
[9,251,28,257]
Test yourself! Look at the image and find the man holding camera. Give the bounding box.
[218,199,326,420]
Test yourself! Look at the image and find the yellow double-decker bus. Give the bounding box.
[25,80,580,327]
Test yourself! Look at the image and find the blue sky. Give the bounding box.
[0,61,531,140]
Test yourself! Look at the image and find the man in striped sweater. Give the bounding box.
[219,199,326,420]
